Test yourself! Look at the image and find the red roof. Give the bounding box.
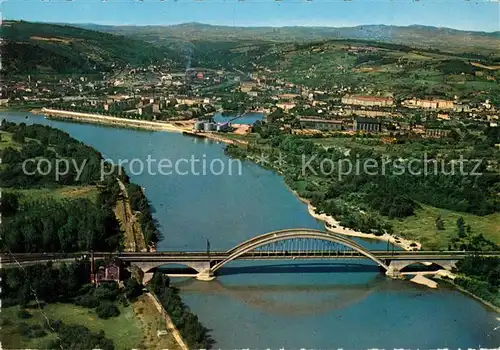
[351,95,393,102]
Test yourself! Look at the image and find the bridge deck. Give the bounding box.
[2,250,499,265]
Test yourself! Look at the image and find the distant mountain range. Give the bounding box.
[74,22,500,56]
[3,20,499,76]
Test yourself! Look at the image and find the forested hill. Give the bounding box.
[0,121,160,252]
[1,21,176,75]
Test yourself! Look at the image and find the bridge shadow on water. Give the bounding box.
[216,262,382,277]
[157,262,382,277]
[173,263,389,317]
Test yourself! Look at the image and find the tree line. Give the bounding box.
[0,121,106,187]
[453,256,500,307]
[148,272,214,349]
[226,120,500,236]
[0,121,161,252]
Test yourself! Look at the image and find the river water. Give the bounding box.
[3,111,499,349]
[213,111,265,125]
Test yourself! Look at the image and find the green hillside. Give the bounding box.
[251,40,500,103]
[1,21,176,75]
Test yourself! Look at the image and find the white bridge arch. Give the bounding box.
[211,229,390,272]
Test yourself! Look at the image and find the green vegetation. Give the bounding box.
[0,262,146,349]
[390,204,500,250]
[0,121,161,252]
[1,195,122,252]
[89,22,500,57]
[0,121,106,188]
[2,20,176,74]
[226,120,500,249]
[0,122,121,252]
[255,40,500,103]
[4,186,100,204]
[453,256,500,308]
[148,272,214,349]
[0,120,210,347]
[47,100,215,122]
[126,182,161,245]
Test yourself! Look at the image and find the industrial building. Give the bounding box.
[299,117,343,131]
[353,117,382,132]
[425,128,451,138]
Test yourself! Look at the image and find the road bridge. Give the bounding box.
[1,229,500,281]
[2,229,499,282]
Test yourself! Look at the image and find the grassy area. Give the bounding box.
[390,204,500,250]
[1,303,143,350]
[0,130,21,150]
[131,294,182,350]
[4,186,100,204]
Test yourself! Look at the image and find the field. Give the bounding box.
[1,303,143,349]
[0,130,22,150]
[131,294,182,350]
[4,186,100,204]
[390,204,500,250]
[1,128,100,202]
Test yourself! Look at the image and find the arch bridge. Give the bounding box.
[120,229,482,282]
[4,229,495,283]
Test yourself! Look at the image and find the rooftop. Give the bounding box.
[346,95,393,102]
[354,117,382,123]
[300,117,343,124]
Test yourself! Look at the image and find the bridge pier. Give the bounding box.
[143,272,155,285]
[131,260,215,283]
[196,270,216,281]
[385,259,458,278]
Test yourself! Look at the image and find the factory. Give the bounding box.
[353,117,383,132]
[192,119,231,133]
[299,117,343,131]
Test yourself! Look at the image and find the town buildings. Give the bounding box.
[276,102,296,111]
[240,81,258,93]
[403,98,454,110]
[299,117,343,131]
[342,95,394,107]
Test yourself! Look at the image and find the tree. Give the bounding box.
[95,301,120,319]
[0,192,19,217]
[435,215,445,230]
[123,278,143,301]
[457,216,466,238]
[466,224,472,234]
[12,129,25,143]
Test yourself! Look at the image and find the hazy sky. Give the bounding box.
[3,0,499,32]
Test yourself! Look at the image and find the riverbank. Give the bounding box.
[293,191,422,251]
[38,108,251,147]
[115,178,147,252]
[434,274,500,313]
[39,108,185,132]
[132,294,183,350]
[145,292,189,350]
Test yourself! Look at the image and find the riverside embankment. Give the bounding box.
[40,108,185,132]
[39,108,250,146]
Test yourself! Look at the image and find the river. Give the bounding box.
[213,111,265,125]
[2,111,499,349]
